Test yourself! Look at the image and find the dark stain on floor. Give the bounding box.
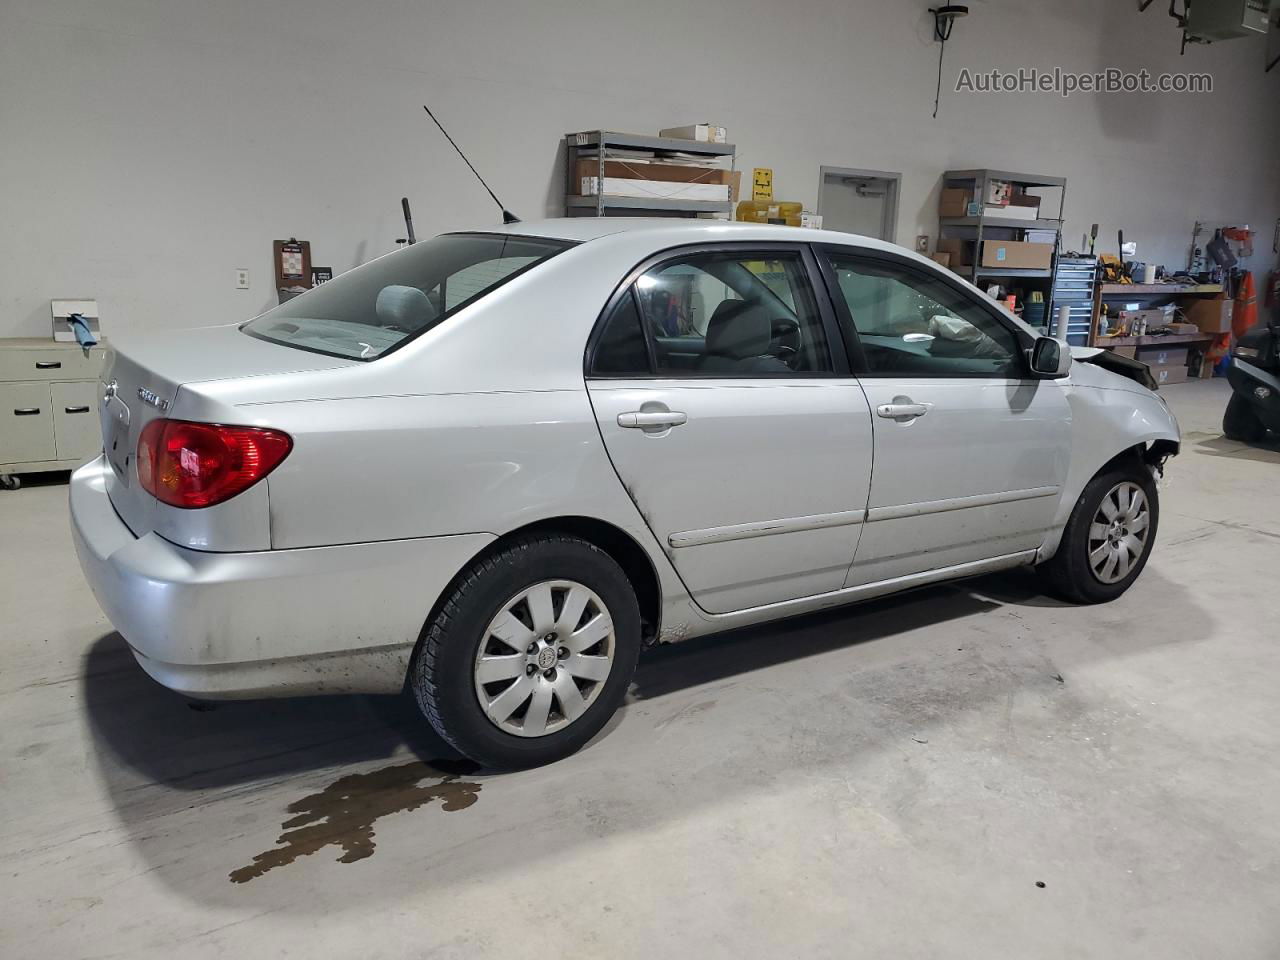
[229,758,482,884]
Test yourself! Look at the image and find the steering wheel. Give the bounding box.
[770,318,803,369]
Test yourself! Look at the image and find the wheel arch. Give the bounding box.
[411,515,663,681]
[1038,434,1176,564]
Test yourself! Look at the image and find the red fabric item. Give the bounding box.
[1233,271,1256,338]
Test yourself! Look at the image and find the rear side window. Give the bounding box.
[592,293,651,375]
[589,250,832,378]
[242,233,571,360]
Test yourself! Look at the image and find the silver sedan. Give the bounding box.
[71,219,1180,768]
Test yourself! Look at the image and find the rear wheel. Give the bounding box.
[1223,393,1266,442]
[411,535,641,769]
[1039,460,1159,604]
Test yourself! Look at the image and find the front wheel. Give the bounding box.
[1038,461,1159,604]
[1223,393,1266,443]
[411,535,641,769]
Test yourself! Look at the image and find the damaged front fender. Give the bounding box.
[1071,346,1159,391]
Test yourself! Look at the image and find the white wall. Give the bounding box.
[2,0,1277,339]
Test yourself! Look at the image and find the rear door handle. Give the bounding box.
[617,410,688,429]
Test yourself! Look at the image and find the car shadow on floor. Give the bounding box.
[1192,435,1280,463]
[78,565,1208,906]
[76,567,1084,794]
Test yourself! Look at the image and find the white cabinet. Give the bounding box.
[1,339,108,486]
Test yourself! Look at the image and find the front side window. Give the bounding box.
[242,233,571,360]
[826,254,1024,378]
[590,250,831,377]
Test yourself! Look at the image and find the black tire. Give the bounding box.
[1038,458,1160,604]
[1223,393,1266,443]
[411,534,641,770]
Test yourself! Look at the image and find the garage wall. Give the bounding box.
[2,0,1277,340]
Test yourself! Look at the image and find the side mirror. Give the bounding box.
[1029,336,1072,378]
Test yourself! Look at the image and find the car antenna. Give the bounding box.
[422,105,520,224]
[395,196,416,246]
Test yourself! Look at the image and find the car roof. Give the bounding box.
[494,216,900,253]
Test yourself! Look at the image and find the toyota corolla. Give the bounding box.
[71,219,1179,768]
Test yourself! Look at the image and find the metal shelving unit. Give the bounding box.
[939,168,1067,321]
[564,130,736,218]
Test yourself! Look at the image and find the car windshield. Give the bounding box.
[241,232,572,360]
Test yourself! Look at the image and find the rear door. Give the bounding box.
[585,244,873,615]
[817,246,1071,585]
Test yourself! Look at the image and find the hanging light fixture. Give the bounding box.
[930,5,969,119]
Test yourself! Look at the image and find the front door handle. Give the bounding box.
[618,410,688,430]
[876,396,931,422]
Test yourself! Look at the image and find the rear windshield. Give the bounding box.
[241,232,572,360]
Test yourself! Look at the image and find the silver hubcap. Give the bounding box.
[1087,481,1150,584]
[473,580,615,738]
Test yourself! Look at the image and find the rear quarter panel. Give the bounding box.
[178,236,697,632]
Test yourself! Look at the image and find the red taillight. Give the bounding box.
[137,419,292,509]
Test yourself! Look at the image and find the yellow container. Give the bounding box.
[735,200,803,226]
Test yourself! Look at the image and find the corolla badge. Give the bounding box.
[137,386,169,412]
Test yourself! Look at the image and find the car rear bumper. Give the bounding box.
[69,456,494,698]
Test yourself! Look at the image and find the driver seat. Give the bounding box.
[699,300,789,373]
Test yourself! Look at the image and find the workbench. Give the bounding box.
[1089,282,1224,346]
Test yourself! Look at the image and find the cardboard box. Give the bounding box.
[1167,322,1200,335]
[574,158,730,185]
[1110,345,1138,359]
[929,252,953,268]
[979,240,1053,270]
[1184,296,1234,334]
[1149,363,1189,386]
[1008,190,1041,214]
[939,188,975,218]
[1138,346,1189,368]
[659,123,727,143]
[936,238,972,266]
[799,212,824,229]
[735,200,802,226]
[581,177,729,202]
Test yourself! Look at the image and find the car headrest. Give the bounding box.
[375,285,435,330]
[705,299,772,359]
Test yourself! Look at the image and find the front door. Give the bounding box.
[818,247,1072,585]
[585,245,873,615]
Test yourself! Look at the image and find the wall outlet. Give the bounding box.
[235,268,250,289]
[916,235,930,253]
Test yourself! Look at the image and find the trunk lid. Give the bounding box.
[99,324,357,539]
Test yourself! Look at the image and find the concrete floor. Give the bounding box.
[2,378,1278,958]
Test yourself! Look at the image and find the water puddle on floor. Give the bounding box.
[229,758,481,883]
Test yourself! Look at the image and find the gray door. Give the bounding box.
[585,245,873,615]
[818,168,900,242]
